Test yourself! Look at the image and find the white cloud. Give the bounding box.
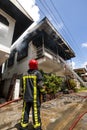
[81,42,87,47]
[71,61,76,69]
[18,0,40,22]
[81,61,87,68]
[67,61,76,69]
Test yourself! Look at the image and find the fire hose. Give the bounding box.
[69,94,87,130]
[69,111,87,130]
[0,93,87,130]
[0,98,22,108]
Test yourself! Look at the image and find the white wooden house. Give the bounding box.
[1,17,77,99]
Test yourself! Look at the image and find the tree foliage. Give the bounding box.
[43,73,63,94]
[40,70,77,94]
[68,79,77,91]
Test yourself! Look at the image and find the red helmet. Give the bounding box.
[29,59,38,69]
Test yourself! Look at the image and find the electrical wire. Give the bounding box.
[35,3,45,18]
[38,0,60,27]
[37,0,86,67]
[37,0,74,59]
[49,0,86,61]
[38,0,73,45]
[50,0,76,46]
[38,0,77,53]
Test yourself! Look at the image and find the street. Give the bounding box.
[0,92,87,130]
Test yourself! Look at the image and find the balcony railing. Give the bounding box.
[32,46,60,61]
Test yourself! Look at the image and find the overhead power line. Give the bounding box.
[38,0,59,26]
[49,0,86,63]
[50,0,75,43]
[35,3,45,17]
[38,0,75,46]
[37,0,85,66]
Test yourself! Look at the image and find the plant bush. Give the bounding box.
[40,70,78,94]
[43,73,63,94]
[68,79,77,92]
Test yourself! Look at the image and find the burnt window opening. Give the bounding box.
[44,33,58,55]
[33,34,43,48]
[33,34,44,58]
[17,41,28,61]
[7,51,15,67]
[44,32,72,60]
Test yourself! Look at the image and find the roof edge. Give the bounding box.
[10,0,33,22]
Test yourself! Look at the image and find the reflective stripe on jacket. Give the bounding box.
[22,69,43,102]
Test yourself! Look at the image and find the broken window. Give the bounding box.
[7,51,15,67]
[17,41,28,61]
[33,34,43,58]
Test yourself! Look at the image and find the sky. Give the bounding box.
[18,0,87,69]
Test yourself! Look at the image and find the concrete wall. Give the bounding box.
[2,41,37,98]
[2,41,37,79]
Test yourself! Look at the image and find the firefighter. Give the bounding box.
[20,59,46,130]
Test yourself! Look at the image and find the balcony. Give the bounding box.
[31,46,86,87]
[31,47,69,76]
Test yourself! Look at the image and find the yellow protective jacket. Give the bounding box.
[22,69,44,102]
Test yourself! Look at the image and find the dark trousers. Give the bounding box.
[21,101,41,129]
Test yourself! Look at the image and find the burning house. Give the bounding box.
[1,17,77,100]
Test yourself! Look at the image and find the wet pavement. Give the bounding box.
[0,92,87,130]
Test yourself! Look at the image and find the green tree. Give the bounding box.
[68,79,77,92]
[44,73,63,94]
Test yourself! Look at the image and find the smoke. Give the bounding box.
[16,40,28,52]
[17,0,40,22]
[10,0,40,52]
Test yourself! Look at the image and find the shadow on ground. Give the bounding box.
[6,123,34,130]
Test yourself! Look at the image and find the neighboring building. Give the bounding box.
[81,73,87,82]
[0,0,33,66]
[0,0,33,100]
[74,68,87,82]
